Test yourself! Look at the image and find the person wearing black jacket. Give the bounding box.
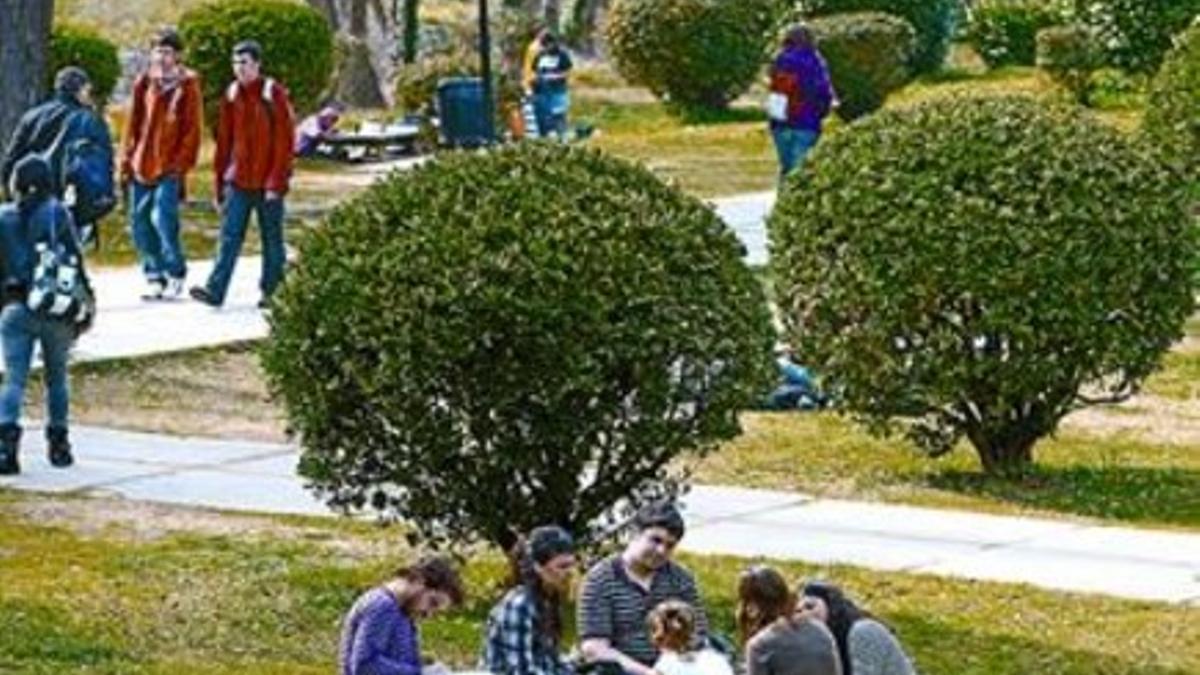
[0,155,89,474]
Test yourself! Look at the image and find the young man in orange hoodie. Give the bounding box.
[121,28,203,300]
[190,40,294,309]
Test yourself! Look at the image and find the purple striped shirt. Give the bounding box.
[339,587,423,675]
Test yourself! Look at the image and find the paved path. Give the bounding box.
[3,425,1198,606]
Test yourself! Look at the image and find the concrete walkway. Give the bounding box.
[3,425,1198,606]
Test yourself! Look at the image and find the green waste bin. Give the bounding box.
[436,77,493,148]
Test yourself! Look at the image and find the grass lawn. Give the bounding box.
[1,491,1196,674]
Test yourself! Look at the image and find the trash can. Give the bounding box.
[436,77,493,148]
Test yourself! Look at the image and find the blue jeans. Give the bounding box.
[130,176,187,281]
[771,126,819,179]
[532,91,569,139]
[205,186,286,305]
[0,304,73,429]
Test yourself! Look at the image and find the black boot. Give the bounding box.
[46,426,73,468]
[0,423,21,475]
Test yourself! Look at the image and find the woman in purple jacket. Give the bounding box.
[338,556,465,675]
[767,25,835,179]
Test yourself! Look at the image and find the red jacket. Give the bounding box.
[121,69,203,185]
[214,77,294,198]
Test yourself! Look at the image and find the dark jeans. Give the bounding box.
[0,303,72,429]
[771,126,819,179]
[204,186,286,305]
[130,176,187,281]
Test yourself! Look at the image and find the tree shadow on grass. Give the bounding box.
[924,464,1200,529]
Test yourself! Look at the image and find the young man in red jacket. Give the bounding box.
[190,40,294,309]
[121,28,203,301]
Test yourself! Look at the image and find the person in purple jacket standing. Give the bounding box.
[767,24,836,179]
[339,556,466,675]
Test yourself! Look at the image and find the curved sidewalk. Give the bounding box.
[2,424,1197,606]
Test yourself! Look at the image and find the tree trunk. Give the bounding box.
[567,0,607,55]
[309,0,395,107]
[966,427,1037,477]
[402,0,420,64]
[542,0,562,33]
[0,0,53,145]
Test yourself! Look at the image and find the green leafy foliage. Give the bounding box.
[395,51,479,114]
[1036,24,1102,103]
[606,0,778,110]
[1145,19,1200,181]
[808,12,916,120]
[49,24,120,110]
[178,0,334,129]
[793,0,960,74]
[968,0,1064,68]
[769,95,1196,475]
[261,143,776,548]
[1068,0,1200,74]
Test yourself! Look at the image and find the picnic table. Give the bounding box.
[318,122,422,161]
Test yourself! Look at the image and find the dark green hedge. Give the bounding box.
[769,95,1195,475]
[794,0,959,74]
[261,143,776,547]
[809,12,916,120]
[607,0,778,110]
[968,0,1063,68]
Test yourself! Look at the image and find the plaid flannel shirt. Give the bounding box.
[483,586,574,675]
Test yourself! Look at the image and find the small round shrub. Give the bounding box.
[179,0,334,129]
[606,0,778,109]
[1145,20,1200,180]
[1069,0,1200,74]
[396,51,479,114]
[261,143,776,548]
[769,95,1195,476]
[968,0,1063,68]
[49,24,120,110]
[794,0,960,75]
[807,12,916,121]
[1036,24,1102,103]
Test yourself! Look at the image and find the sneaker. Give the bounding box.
[165,277,185,299]
[46,427,73,468]
[142,278,166,301]
[189,285,220,307]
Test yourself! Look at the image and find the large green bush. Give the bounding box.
[1069,0,1200,73]
[179,0,334,129]
[794,0,959,74]
[968,0,1063,68]
[49,24,120,110]
[769,95,1195,476]
[261,143,776,548]
[808,12,916,121]
[1145,19,1200,180]
[606,0,778,109]
[1036,24,1102,103]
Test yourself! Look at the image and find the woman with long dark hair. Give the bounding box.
[484,525,578,675]
[737,566,842,675]
[798,582,915,675]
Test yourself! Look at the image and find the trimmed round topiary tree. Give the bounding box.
[1036,24,1102,104]
[49,24,120,110]
[968,0,1064,69]
[1069,0,1200,74]
[179,0,334,129]
[606,0,778,110]
[769,95,1196,476]
[1145,19,1199,181]
[794,0,959,75]
[808,12,916,121]
[261,143,776,548]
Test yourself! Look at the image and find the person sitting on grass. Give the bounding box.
[797,581,915,675]
[649,600,734,675]
[338,556,465,675]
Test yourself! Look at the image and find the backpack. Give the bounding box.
[38,110,115,229]
[26,205,93,330]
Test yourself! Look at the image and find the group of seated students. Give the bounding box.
[338,502,916,675]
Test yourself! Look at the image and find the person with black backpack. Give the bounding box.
[0,155,94,475]
[0,67,116,247]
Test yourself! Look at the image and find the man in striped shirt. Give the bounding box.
[578,502,708,675]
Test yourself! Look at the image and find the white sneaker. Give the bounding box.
[165,277,185,298]
[142,279,165,300]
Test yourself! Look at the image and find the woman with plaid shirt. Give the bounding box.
[484,526,579,675]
